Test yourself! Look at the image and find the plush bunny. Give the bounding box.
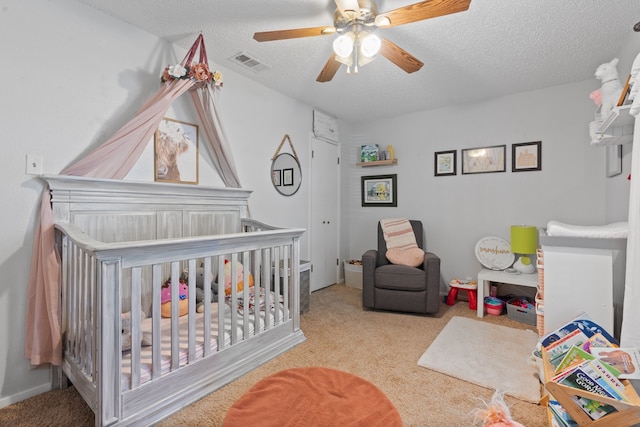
[594,58,623,120]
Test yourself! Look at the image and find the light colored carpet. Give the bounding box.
[418,316,541,403]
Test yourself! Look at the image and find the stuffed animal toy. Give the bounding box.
[221,259,254,296]
[121,311,152,351]
[594,58,623,120]
[473,392,525,427]
[181,264,219,313]
[160,279,189,318]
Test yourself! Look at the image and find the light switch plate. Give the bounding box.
[26,154,43,175]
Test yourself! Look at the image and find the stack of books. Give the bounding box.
[541,313,640,426]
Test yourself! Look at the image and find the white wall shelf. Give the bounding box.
[590,104,634,146]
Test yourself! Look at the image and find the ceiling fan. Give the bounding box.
[253,0,471,82]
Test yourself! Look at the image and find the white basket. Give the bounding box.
[344,260,362,289]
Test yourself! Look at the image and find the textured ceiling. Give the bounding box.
[76,0,639,123]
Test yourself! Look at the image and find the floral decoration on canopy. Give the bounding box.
[161,63,223,87]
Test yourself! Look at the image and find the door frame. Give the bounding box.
[309,134,340,291]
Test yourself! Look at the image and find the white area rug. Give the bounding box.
[418,316,541,403]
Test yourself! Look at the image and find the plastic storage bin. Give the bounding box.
[484,297,504,316]
[344,260,363,289]
[506,296,536,326]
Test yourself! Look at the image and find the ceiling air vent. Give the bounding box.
[229,51,270,73]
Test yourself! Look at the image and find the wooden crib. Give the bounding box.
[43,175,306,426]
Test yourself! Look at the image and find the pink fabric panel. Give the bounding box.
[25,191,62,365]
[62,79,193,178]
[190,86,241,188]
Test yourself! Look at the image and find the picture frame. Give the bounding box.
[461,145,506,174]
[154,117,199,184]
[512,141,542,172]
[434,150,457,176]
[361,174,397,207]
[360,144,379,162]
[283,168,294,186]
[606,145,622,177]
[272,169,282,186]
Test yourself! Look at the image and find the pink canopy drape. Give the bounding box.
[25,35,241,365]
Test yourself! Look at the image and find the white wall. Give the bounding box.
[341,78,631,288]
[0,0,314,407]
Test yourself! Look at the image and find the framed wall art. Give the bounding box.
[512,141,541,172]
[461,145,506,174]
[434,150,457,176]
[606,144,622,177]
[361,174,397,207]
[154,117,199,184]
[272,169,282,186]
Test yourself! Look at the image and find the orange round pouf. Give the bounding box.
[222,367,402,427]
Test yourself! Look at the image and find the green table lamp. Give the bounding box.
[510,225,538,274]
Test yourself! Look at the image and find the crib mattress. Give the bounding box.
[121,296,285,391]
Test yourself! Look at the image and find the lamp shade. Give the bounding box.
[510,225,537,254]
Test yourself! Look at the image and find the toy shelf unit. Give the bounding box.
[356,159,398,167]
[590,104,634,146]
[541,348,640,426]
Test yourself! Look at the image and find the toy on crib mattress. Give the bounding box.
[220,259,254,296]
[181,264,219,313]
[121,311,152,351]
[160,279,189,318]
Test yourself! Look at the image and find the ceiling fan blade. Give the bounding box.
[316,55,342,82]
[376,0,471,28]
[379,38,424,73]
[254,26,336,42]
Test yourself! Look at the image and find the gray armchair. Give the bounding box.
[362,220,441,314]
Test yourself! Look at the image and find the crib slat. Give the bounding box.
[262,248,271,330]
[130,268,142,389]
[241,251,250,339]
[187,258,196,363]
[170,262,180,371]
[151,264,162,380]
[218,256,229,349]
[202,257,212,357]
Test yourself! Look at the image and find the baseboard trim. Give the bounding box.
[0,383,51,409]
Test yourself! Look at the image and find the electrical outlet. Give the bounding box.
[25,154,43,175]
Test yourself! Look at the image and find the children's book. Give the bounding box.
[541,312,619,348]
[558,364,619,420]
[591,347,640,379]
[555,345,594,373]
[545,329,590,368]
[548,400,578,427]
[582,332,617,353]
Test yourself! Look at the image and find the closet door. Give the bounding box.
[310,136,339,292]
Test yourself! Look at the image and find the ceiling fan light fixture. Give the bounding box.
[333,32,355,57]
[360,32,381,57]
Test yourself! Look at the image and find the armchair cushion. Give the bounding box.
[385,247,425,268]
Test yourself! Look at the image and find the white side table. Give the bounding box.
[476,268,538,318]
